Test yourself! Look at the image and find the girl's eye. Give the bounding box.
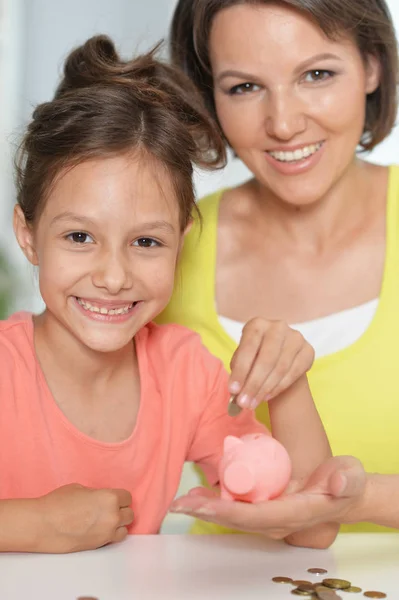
[303,69,334,83]
[67,232,94,244]
[133,238,160,248]
[229,82,261,95]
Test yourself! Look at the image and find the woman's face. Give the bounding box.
[209,3,380,207]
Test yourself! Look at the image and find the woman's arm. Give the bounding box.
[345,473,399,528]
[268,375,338,548]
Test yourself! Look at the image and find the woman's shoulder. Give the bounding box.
[388,164,399,184]
[197,188,225,214]
[186,187,225,241]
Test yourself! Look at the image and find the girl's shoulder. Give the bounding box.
[0,312,36,377]
[0,311,33,347]
[139,321,222,376]
[140,321,204,356]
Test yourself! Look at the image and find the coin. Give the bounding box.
[76,597,99,600]
[297,583,317,592]
[323,579,351,590]
[344,587,362,593]
[227,395,242,417]
[363,593,387,599]
[293,580,314,586]
[291,590,315,597]
[272,576,293,584]
[308,568,328,575]
[316,590,342,600]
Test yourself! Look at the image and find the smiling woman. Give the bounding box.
[157,0,399,535]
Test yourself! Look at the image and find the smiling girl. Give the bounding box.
[0,35,332,553]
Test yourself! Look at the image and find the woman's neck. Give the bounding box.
[248,159,388,253]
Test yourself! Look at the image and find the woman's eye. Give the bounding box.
[67,232,94,244]
[229,82,260,95]
[133,238,160,248]
[303,69,334,83]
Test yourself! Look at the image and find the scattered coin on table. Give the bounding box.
[316,590,342,600]
[308,568,328,575]
[323,579,352,590]
[271,570,387,599]
[272,576,293,584]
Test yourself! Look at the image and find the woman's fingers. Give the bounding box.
[229,317,314,409]
[263,343,315,402]
[186,486,218,498]
[229,319,281,402]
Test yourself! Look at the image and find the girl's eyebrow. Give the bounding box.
[50,212,97,227]
[50,211,176,233]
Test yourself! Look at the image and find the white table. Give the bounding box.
[0,534,397,599]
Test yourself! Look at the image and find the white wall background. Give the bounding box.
[1,0,399,532]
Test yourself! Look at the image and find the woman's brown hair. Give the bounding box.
[15,35,226,230]
[170,0,398,151]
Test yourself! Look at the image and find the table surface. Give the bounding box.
[0,533,397,600]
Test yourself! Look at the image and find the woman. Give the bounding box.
[158,0,399,534]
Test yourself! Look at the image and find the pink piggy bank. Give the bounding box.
[219,433,292,503]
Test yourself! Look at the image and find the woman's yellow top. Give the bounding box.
[157,165,399,534]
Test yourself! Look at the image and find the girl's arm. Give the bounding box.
[0,498,43,552]
[0,484,133,553]
[268,375,339,548]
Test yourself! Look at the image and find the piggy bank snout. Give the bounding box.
[223,461,256,496]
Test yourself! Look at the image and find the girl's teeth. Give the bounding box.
[76,298,133,315]
[268,142,322,162]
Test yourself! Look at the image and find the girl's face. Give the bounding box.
[209,3,380,206]
[15,154,187,354]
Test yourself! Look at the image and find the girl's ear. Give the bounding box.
[13,205,39,266]
[365,54,380,95]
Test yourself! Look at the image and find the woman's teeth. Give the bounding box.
[268,142,323,163]
[76,298,134,315]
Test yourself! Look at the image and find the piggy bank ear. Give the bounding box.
[223,435,243,453]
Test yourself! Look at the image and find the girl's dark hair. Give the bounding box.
[170,0,399,151]
[15,35,226,229]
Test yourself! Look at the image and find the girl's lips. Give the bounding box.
[76,297,135,309]
[264,141,325,176]
[72,296,141,323]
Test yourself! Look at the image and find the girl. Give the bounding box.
[0,35,332,553]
